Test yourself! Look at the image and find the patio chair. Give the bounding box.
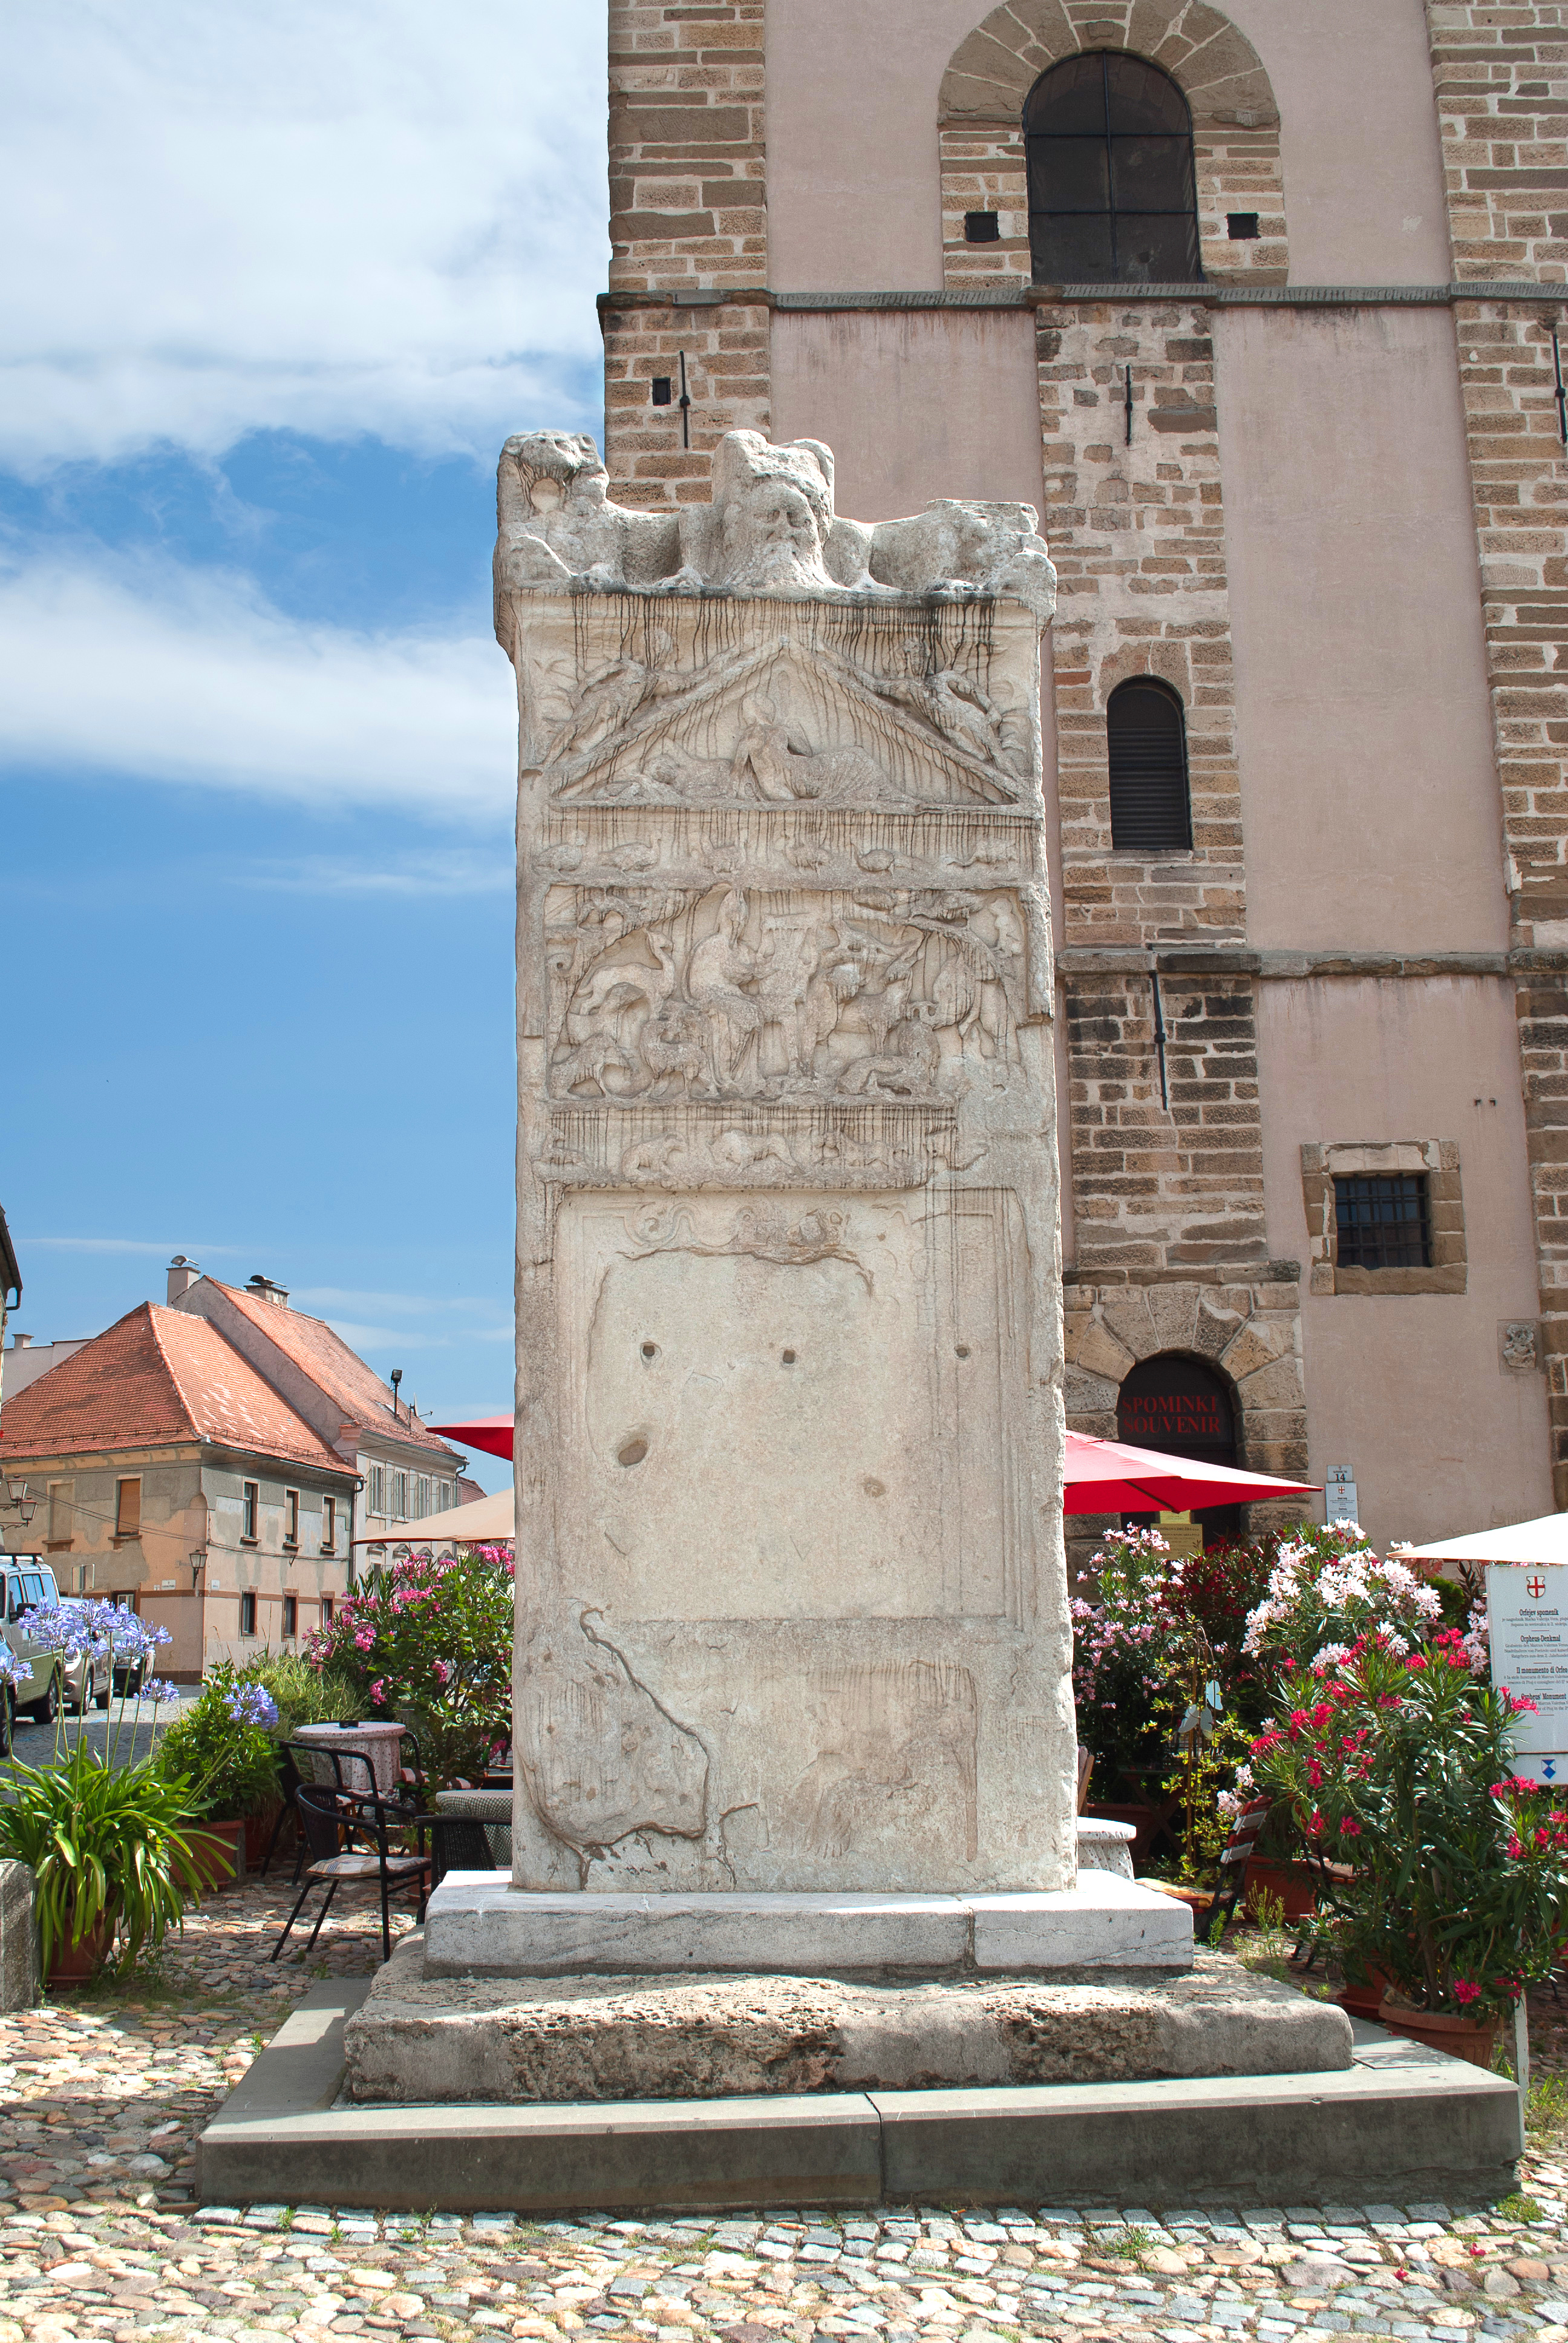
[1076,1745,1094,1814]
[270,1783,431,1967]
[428,1812,500,1889]
[255,1743,305,1880]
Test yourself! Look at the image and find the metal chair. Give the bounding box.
[428,1813,499,1889]
[270,1783,431,1966]
[1138,1794,1272,1939]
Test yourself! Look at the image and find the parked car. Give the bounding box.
[0,1628,16,1754]
[0,1558,98,1720]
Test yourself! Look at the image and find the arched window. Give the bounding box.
[1107,676,1192,850]
[1025,52,1200,285]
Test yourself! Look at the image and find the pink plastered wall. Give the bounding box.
[765,0,1453,294]
[1258,977,1550,1550]
[1218,302,1506,955]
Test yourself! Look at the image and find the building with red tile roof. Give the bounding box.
[0,1264,475,1680]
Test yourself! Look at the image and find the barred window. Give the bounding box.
[1108,677,1192,849]
[1026,51,1200,286]
[1334,1174,1432,1271]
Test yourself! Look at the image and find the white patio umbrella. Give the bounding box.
[1400,1512,1568,1567]
[351,1486,514,1551]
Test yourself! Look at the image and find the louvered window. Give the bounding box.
[1026,52,1200,286]
[1108,677,1192,848]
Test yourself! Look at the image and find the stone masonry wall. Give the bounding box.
[1038,300,1243,947]
[1424,2,1568,1499]
[604,0,768,507]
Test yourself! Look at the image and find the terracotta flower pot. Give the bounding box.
[244,1806,281,1873]
[1244,1856,1320,1924]
[189,1819,246,1890]
[1377,1997,1502,2066]
[1336,1967,1392,2022]
[48,1915,113,1985]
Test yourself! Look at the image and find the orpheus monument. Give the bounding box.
[431,425,1191,1976]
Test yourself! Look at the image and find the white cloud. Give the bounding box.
[0,549,517,814]
[18,1236,246,1256]
[0,0,609,470]
[243,848,513,897]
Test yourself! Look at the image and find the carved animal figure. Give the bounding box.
[552,1033,636,1097]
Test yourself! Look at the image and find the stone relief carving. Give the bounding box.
[540,635,1030,811]
[545,883,1024,1103]
[621,1201,873,1289]
[496,427,1056,620]
[783,1661,979,1865]
[1501,1319,1541,1371]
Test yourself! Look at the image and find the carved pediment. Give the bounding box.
[546,636,1028,810]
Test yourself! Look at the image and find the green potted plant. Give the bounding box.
[154,1663,283,1885]
[1247,1625,1564,2061]
[0,1602,206,1980]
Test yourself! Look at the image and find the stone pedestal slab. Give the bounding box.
[350,1937,1347,2105]
[422,1873,1191,1978]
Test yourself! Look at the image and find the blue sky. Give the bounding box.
[2,1,611,1489]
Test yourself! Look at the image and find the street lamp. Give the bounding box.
[4,1475,27,1507]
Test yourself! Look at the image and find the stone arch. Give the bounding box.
[936,0,1287,292]
[1062,1281,1308,1564]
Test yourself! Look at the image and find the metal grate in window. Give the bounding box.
[1333,1173,1432,1271]
[1025,51,1201,286]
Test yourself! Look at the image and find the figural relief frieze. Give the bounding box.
[544,883,1025,1106]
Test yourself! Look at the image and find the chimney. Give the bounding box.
[166,1256,200,1305]
[245,1273,290,1307]
[11,1334,29,1350]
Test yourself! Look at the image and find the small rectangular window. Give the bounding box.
[1226,211,1261,240]
[321,1594,334,1626]
[393,1470,408,1521]
[1334,1173,1432,1271]
[116,1478,141,1538]
[321,1495,336,1553]
[241,1482,259,1542]
[284,1490,299,1548]
[240,1589,257,1636]
[282,1594,298,1639]
[368,1462,386,1516]
[47,1481,72,1549]
[650,376,673,405]
[416,1475,431,1519]
[964,209,1001,243]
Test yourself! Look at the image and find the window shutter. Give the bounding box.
[1108,678,1192,849]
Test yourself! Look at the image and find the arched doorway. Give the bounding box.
[1116,1351,1239,1545]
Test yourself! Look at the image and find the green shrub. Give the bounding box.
[154,1662,282,1820]
[0,1742,207,1974]
[238,1649,365,1739]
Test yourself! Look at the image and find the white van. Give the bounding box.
[0,1559,96,1723]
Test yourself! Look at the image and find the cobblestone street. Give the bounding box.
[2,1881,1568,2343]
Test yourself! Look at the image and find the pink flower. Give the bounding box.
[1339,1815,1362,1836]
[433,1660,451,1686]
[1453,1978,1481,2005]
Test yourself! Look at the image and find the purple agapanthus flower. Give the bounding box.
[224,1684,279,1729]
[142,1679,183,1707]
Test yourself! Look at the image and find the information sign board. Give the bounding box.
[1487,1563,1568,1786]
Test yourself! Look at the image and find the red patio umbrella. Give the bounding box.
[429,1413,515,1461]
[1064,1428,1316,1515]
[433,1412,1316,1511]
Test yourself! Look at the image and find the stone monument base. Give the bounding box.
[421,1873,1193,1980]
[345,1936,1350,2105]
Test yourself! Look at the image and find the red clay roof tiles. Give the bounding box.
[206,1282,460,1461]
[0,1303,353,1475]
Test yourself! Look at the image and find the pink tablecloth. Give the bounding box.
[293,1721,407,1797]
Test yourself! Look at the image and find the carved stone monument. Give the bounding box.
[426,426,1191,1979]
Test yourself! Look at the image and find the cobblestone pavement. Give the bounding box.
[8,1691,197,1774]
[4,1878,1568,2343]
